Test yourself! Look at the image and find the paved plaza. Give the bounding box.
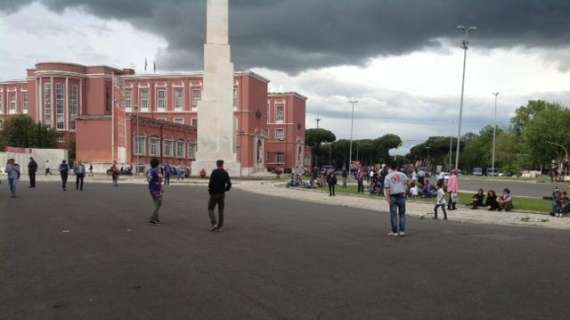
[2,182,570,320]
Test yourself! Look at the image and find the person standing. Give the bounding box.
[111,161,119,186]
[384,162,409,237]
[59,160,70,191]
[327,170,337,196]
[164,163,171,186]
[5,159,21,198]
[89,163,94,176]
[147,158,163,224]
[74,161,86,191]
[434,180,447,220]
[208,160,232,232]
[341,168,348,188]
[447,169,460,210]
[28,157,38,188]
[357,168,365,193]
[45,160,51,175]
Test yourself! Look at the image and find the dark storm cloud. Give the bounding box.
[2,0,570,72]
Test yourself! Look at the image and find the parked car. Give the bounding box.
[486,168,499,176]
[473,167,483,176]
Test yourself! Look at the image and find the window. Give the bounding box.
[188,143,196,159]
[43,82,52,128]
[0,119,3,130]
[0,93,3,114]
[191,88,202,108]
[55,83,65,130]
[134,136,146,155]
[140,88,149,112]
[176,140,186,158]
[157,89,166,111]
[149,137,160,156]
[174,118,184,125]
[275,104,285,122]
[191,118,198,128]
[69,84,79,130]
[56,136,65,145]
[22,92,29,114]
[174,88,184,111]
[276,153,285,163]
[233,86,239,110]
[275,128,285,140]
[123,89,132,111]
[8,92,16,114]
[164,140,174,157]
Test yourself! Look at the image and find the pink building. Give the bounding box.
[0,62,310,174]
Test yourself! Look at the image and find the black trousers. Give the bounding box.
[61,174,68,190]
[76,174,84,191]
[208,193,225,228]
[29,172,36,188]
[434,204,447,220]
[357,182,364,193]
[329,184,336,196]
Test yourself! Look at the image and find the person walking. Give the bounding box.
[447,169,460,210]
[89,163,94,176]
[110,161,119,186]
[208,160,232,232]
[28,157,38,188]
[434,180,448,220]
[327,170,337,196]
[59,160,70,191]
[74,161,86,191]
[45,160,51,175]
[164,164,171,186]
[5,159,21,198]
[147,158,163,224]
[384,162,409,237]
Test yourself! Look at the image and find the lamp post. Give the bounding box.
[491,92,499,176]
[348,99,358,175]
[454,25,477,170]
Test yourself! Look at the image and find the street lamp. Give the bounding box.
[491,92,499,176]
[455,25,477,170]
[348,99,358,175]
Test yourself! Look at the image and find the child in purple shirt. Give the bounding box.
[148,158,163,224]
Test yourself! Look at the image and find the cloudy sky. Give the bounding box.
[1,0,570,149]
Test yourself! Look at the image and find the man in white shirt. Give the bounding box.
[384,162,409,237]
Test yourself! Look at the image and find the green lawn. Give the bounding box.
[319,185,552,213]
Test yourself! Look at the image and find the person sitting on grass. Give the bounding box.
[497,188,513,212]
[551,187,562,217]
[409,182,419,198]
[421,180,437,198]
[560,191,570,215]
[468,188,485,209]
[485,190,499,211]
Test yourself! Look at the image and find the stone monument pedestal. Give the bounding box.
[192,159,241,178]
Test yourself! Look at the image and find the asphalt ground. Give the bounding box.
[1,182,569,320]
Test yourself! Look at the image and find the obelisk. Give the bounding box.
[192,0,241,176]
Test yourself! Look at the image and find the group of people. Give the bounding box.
[467,188,513,211]
[552,187,570,217]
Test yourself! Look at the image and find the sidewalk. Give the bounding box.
[235,180,570,230]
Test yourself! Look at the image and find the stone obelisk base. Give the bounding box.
[192,159,241,177]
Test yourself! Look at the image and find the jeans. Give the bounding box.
[434,203,447,220]
[8,178,17,196]
[208,193,225,228]
[390,194,406,233]
[150,193,162,221]
[61,174,68,190]
[76,175,84,191]
[29,172,36,188]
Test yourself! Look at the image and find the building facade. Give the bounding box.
[0,62,310,174]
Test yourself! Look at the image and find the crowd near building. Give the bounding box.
[0,62,311,174]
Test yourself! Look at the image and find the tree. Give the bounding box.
[305,128,336,166]
[0,115,57,150]
[511,100,550,138]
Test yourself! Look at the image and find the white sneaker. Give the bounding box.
[399,232,406,237]
[388,232,398,236]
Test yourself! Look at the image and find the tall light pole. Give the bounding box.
[455,25,477,170]
[491,92,500,176]
[348,99,358,174]
[316,113,321,129]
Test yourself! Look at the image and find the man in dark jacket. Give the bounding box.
[208,160,232,232]
[28,157,38,188]
[59,160,70,191]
